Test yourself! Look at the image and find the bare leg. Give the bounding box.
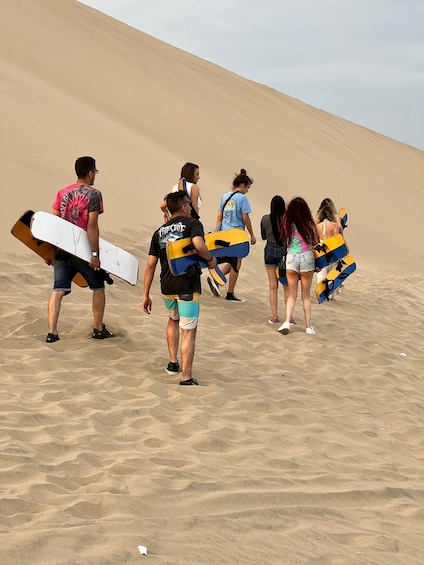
[220,263,231,276]
[228,258,242,293]
[316,264,330,285]
[180,328,196,381]
[299,271,314,328]
[283,270,299,324]
[166,318,180,363]
[281,283,296,323]
[47,291,66,335]
[92,290,106,330]
[266,267,279,321]
[219,260,242,295]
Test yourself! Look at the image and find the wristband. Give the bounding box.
[92,252,98,257]
[207,256,214,263]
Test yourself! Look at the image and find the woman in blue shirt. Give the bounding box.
[213,169,256,302]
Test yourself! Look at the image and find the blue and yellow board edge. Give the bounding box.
[316,255,356,303]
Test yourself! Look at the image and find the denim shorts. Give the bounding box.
[162,292,200,330]
[286,250,315,273]
[264,242,286,267]
[53,249,105,294]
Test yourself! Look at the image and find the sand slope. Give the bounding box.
[1,1,424,564]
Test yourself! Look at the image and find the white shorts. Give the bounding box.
[286,250,315,273]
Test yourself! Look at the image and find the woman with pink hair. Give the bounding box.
[277,197,320,335]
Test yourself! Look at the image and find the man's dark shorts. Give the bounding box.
[53,249,105,295]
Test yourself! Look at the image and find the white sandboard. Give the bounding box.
[31,211,139,285]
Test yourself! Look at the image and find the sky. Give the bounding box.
[79,0,424,150]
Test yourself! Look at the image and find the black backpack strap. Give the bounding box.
[222,191,240,211]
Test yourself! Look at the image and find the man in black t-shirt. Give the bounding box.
[143,192,217,385]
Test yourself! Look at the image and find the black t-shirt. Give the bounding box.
[148,216,205,295]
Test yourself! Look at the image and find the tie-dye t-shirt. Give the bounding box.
[52,184,104,230]
[288,224,311,253]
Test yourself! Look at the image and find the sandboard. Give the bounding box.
[275,257,288,286]
[314,233,348,269]
[276,268,288,286]
[316,255,356,303]
[167,228,250,276]
[339,208,348,230]
[208,266,227,286]
[31,211,139,285]
[177,178,200,220]
[11,210,88,287]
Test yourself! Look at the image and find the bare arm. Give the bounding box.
[142,255,159,314]
[335,213,343,234]
[260,218,266,240]
[191,235,217,268]
[242,213,256,245]
[160,199,170,222]
[215,210,223,229]
[190,184,200,215]
[87,211,101,270]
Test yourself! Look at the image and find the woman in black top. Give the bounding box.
[260,195,287,324]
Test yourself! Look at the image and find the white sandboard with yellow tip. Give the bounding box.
[11,209,88,287]
[31,211,139,285]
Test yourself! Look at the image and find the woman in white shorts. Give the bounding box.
[277,197,320,335]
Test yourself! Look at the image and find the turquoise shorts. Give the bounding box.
[162,292,200,330]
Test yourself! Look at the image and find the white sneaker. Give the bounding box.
[278,321,291,335]
[207,276,220,297]
[306,327,316,335]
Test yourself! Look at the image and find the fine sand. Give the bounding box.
[1,1,424,564]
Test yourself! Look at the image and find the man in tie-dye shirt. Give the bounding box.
[46,156,114,344]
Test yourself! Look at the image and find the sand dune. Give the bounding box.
[1,1,424,564]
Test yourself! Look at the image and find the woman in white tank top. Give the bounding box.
[160,162,202,221]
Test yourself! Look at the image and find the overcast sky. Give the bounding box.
[80,0,424,150]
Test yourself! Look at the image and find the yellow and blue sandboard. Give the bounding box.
[339,208,348,230]
[314,233,348,269]
[316,255,356,303]
[166,228,250,285]
[276,259,288,286]
[276,270,288,286]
